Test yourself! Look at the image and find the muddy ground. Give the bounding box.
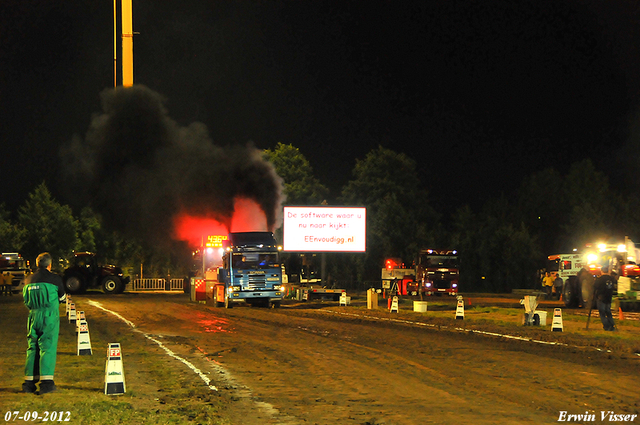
[2,291,639,424]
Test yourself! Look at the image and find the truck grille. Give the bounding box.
[434,279,452,289]
[247,274,266,288]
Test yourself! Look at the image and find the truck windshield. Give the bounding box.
[232,252,280,270]
[420,255,458,268]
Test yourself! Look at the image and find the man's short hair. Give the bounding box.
[601,266,609,274]
[36,252,52,269]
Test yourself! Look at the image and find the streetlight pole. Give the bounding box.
[113,0,117,87]
[113,0,134,87]
[121,0,134,87]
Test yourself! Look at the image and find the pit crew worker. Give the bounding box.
[22,252,66,394]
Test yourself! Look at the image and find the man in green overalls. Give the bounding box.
[22,252,66,394]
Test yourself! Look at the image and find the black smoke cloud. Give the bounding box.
[60,85,284,244]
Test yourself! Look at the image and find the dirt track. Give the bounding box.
[55,292,640,425]
[2,291,639,424]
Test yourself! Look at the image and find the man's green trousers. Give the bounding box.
[23,282,60,381]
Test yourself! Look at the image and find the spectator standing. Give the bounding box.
[593,266,617,331]
[553,274,563,300]
[542,272,554,299]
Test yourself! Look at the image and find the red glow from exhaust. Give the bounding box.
[229,197,268,233]
[173,197,268,247]
[173,214,228,248]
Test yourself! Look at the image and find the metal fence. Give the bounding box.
[131,278,184,291]
[129,277,377,293]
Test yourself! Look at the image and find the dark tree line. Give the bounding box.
[0,182,182,277]
[266,143,640,292]
[3,144,639,292]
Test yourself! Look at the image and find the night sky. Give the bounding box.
[2,0,640,219]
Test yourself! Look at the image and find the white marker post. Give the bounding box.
[105,343,126,395]
[68,303,77,324]
[455,296,464,320]
[77,320,92,355]
[551,308,564,332]
[76,311,86,334]
[390,296,399,312]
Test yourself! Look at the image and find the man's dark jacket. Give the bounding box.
[593,274,615,303]
[27,268,65,300]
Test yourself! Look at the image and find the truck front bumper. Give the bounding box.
[229,290,283,302]
[425,288,458,296]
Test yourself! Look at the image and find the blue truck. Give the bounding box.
[212,232,285,308]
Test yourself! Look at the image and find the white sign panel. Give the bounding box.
[283,206,366,252]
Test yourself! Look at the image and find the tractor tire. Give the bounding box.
[102,276,123,294]
[578,269,596,309]
[64,275,86,295]
[562,277,579,308]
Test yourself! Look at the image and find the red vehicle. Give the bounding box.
[416,249,459,296]
[381,258,415,296]
[382,249,459,296]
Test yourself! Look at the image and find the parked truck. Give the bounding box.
[63,252,130,294]
[548,237,640,310]
[210,232,285,308]
[0,252,31,294]
[283,253,346,301]
[382,249,459,297]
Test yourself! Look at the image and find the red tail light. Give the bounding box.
[624,264,640,277]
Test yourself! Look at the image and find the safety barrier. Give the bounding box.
[131,278,184,291]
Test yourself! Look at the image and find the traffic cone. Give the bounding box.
[468,298,472,307]
[77,320,92,355]
[551,308,563,332]
[619,307,624,321]
[105,343,126,395]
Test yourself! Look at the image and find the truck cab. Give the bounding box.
[0,252,31,294]
[416,249,459,296]
[213,232,284,308]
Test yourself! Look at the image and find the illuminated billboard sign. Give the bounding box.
[283,206,366,252]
